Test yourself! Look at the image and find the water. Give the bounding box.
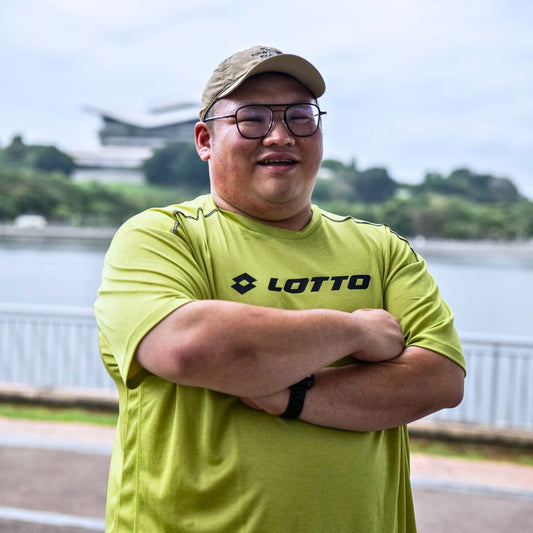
[1,236,533,338]
[0,238,106,308]
[427,255,533,338]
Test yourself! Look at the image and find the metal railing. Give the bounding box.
[0,304,532,430]
[430,332,533,430]
[0,304,114,391]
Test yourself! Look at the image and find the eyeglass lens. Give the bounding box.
[236,104,321,139]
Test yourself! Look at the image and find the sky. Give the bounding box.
[1,0,532,197]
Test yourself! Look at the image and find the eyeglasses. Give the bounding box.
[204,103,326,139]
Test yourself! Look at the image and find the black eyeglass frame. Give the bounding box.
[204,103,327,139]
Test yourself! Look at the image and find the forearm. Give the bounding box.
[243,347,465,431]
[136,300,404,397]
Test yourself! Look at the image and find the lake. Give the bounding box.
[1,235,533,339]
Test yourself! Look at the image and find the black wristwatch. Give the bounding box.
[281,375,314,419]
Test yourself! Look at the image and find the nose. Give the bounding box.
[262,113,295,146]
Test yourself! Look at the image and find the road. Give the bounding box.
[1,418,532,532]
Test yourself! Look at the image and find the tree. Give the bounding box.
[29,145,76,175]
[420,172,454,195]
[378,199,416,236]
[143,141,210,189]
[0,135,75,175]
[3,135,27,162]
[353,167,397,203]
[421,168,521,204]
[321,158,357,175]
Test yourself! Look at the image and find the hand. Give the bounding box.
[350,308,405,362]
[240,388,290,416]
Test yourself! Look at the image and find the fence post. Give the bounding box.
[489,342,501,425]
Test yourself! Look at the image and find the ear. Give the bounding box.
[195,122,212,161]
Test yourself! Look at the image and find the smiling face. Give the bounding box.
[194,73,324,230]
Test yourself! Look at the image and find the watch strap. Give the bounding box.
[281,374,314,419]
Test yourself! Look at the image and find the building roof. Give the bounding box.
[84,102,199,130]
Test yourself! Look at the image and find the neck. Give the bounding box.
[211,193,313,231]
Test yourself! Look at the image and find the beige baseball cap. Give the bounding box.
[199,45,326,120]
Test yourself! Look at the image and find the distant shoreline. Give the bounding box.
[0,224,117,241]
[2,224,533,258]
[408,236,533,259]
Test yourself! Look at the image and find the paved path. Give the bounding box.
[1,417,532,532]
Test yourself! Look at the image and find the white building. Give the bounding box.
[70,102,199,184]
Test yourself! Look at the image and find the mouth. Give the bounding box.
[258,159,298,166]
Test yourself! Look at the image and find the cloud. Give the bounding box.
[1,0,532,196]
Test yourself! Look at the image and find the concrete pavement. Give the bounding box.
[1,417,532,532]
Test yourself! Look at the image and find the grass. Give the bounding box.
[102,182,208,208]
[0,402,117,426]
[410,437,533,467]
[1,402,532,467]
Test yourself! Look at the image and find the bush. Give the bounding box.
[420,168,521,204]
[143,141,210,190]
[352,167,397,204]
[29,145,76,175]
[0,168,75,220]
[0,168,140,225]
[0,136,75,176]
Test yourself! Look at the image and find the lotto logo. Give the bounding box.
[231,273,257,295]
[231,273,371,294]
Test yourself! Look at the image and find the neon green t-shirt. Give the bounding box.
[95,194,464,533]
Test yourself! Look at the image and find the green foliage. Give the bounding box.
[314,159,530,238]
[103,182,187,208]
[0,135,75,176]
[312,176,353,203]
[321,158,357,175]
[1,138,532,239]
[75,182,144,226]
[0,136,207,226]
[420,168,521,203]
[376,199,417,236]
[0,167,141,225]
[352,167,397,203]
[317,192,533,240]
[143,141,210,190]
[3,135,26,161]
[0,403,118,426]
[318,162,397,203]
[29,145,76,174]
[0,167,74,220]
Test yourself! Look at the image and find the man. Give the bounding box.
[95,45,465,532]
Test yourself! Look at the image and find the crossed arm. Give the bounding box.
[135,299,464,432]
[241,346,464,431]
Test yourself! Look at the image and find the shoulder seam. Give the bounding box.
[172,206,220,234]
[321,211,381,228]
[320,211,420,261]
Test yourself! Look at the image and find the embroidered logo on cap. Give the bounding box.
[251,47,282,59]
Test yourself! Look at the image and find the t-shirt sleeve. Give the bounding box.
[94,209,210,388]
[383,232,465,372]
